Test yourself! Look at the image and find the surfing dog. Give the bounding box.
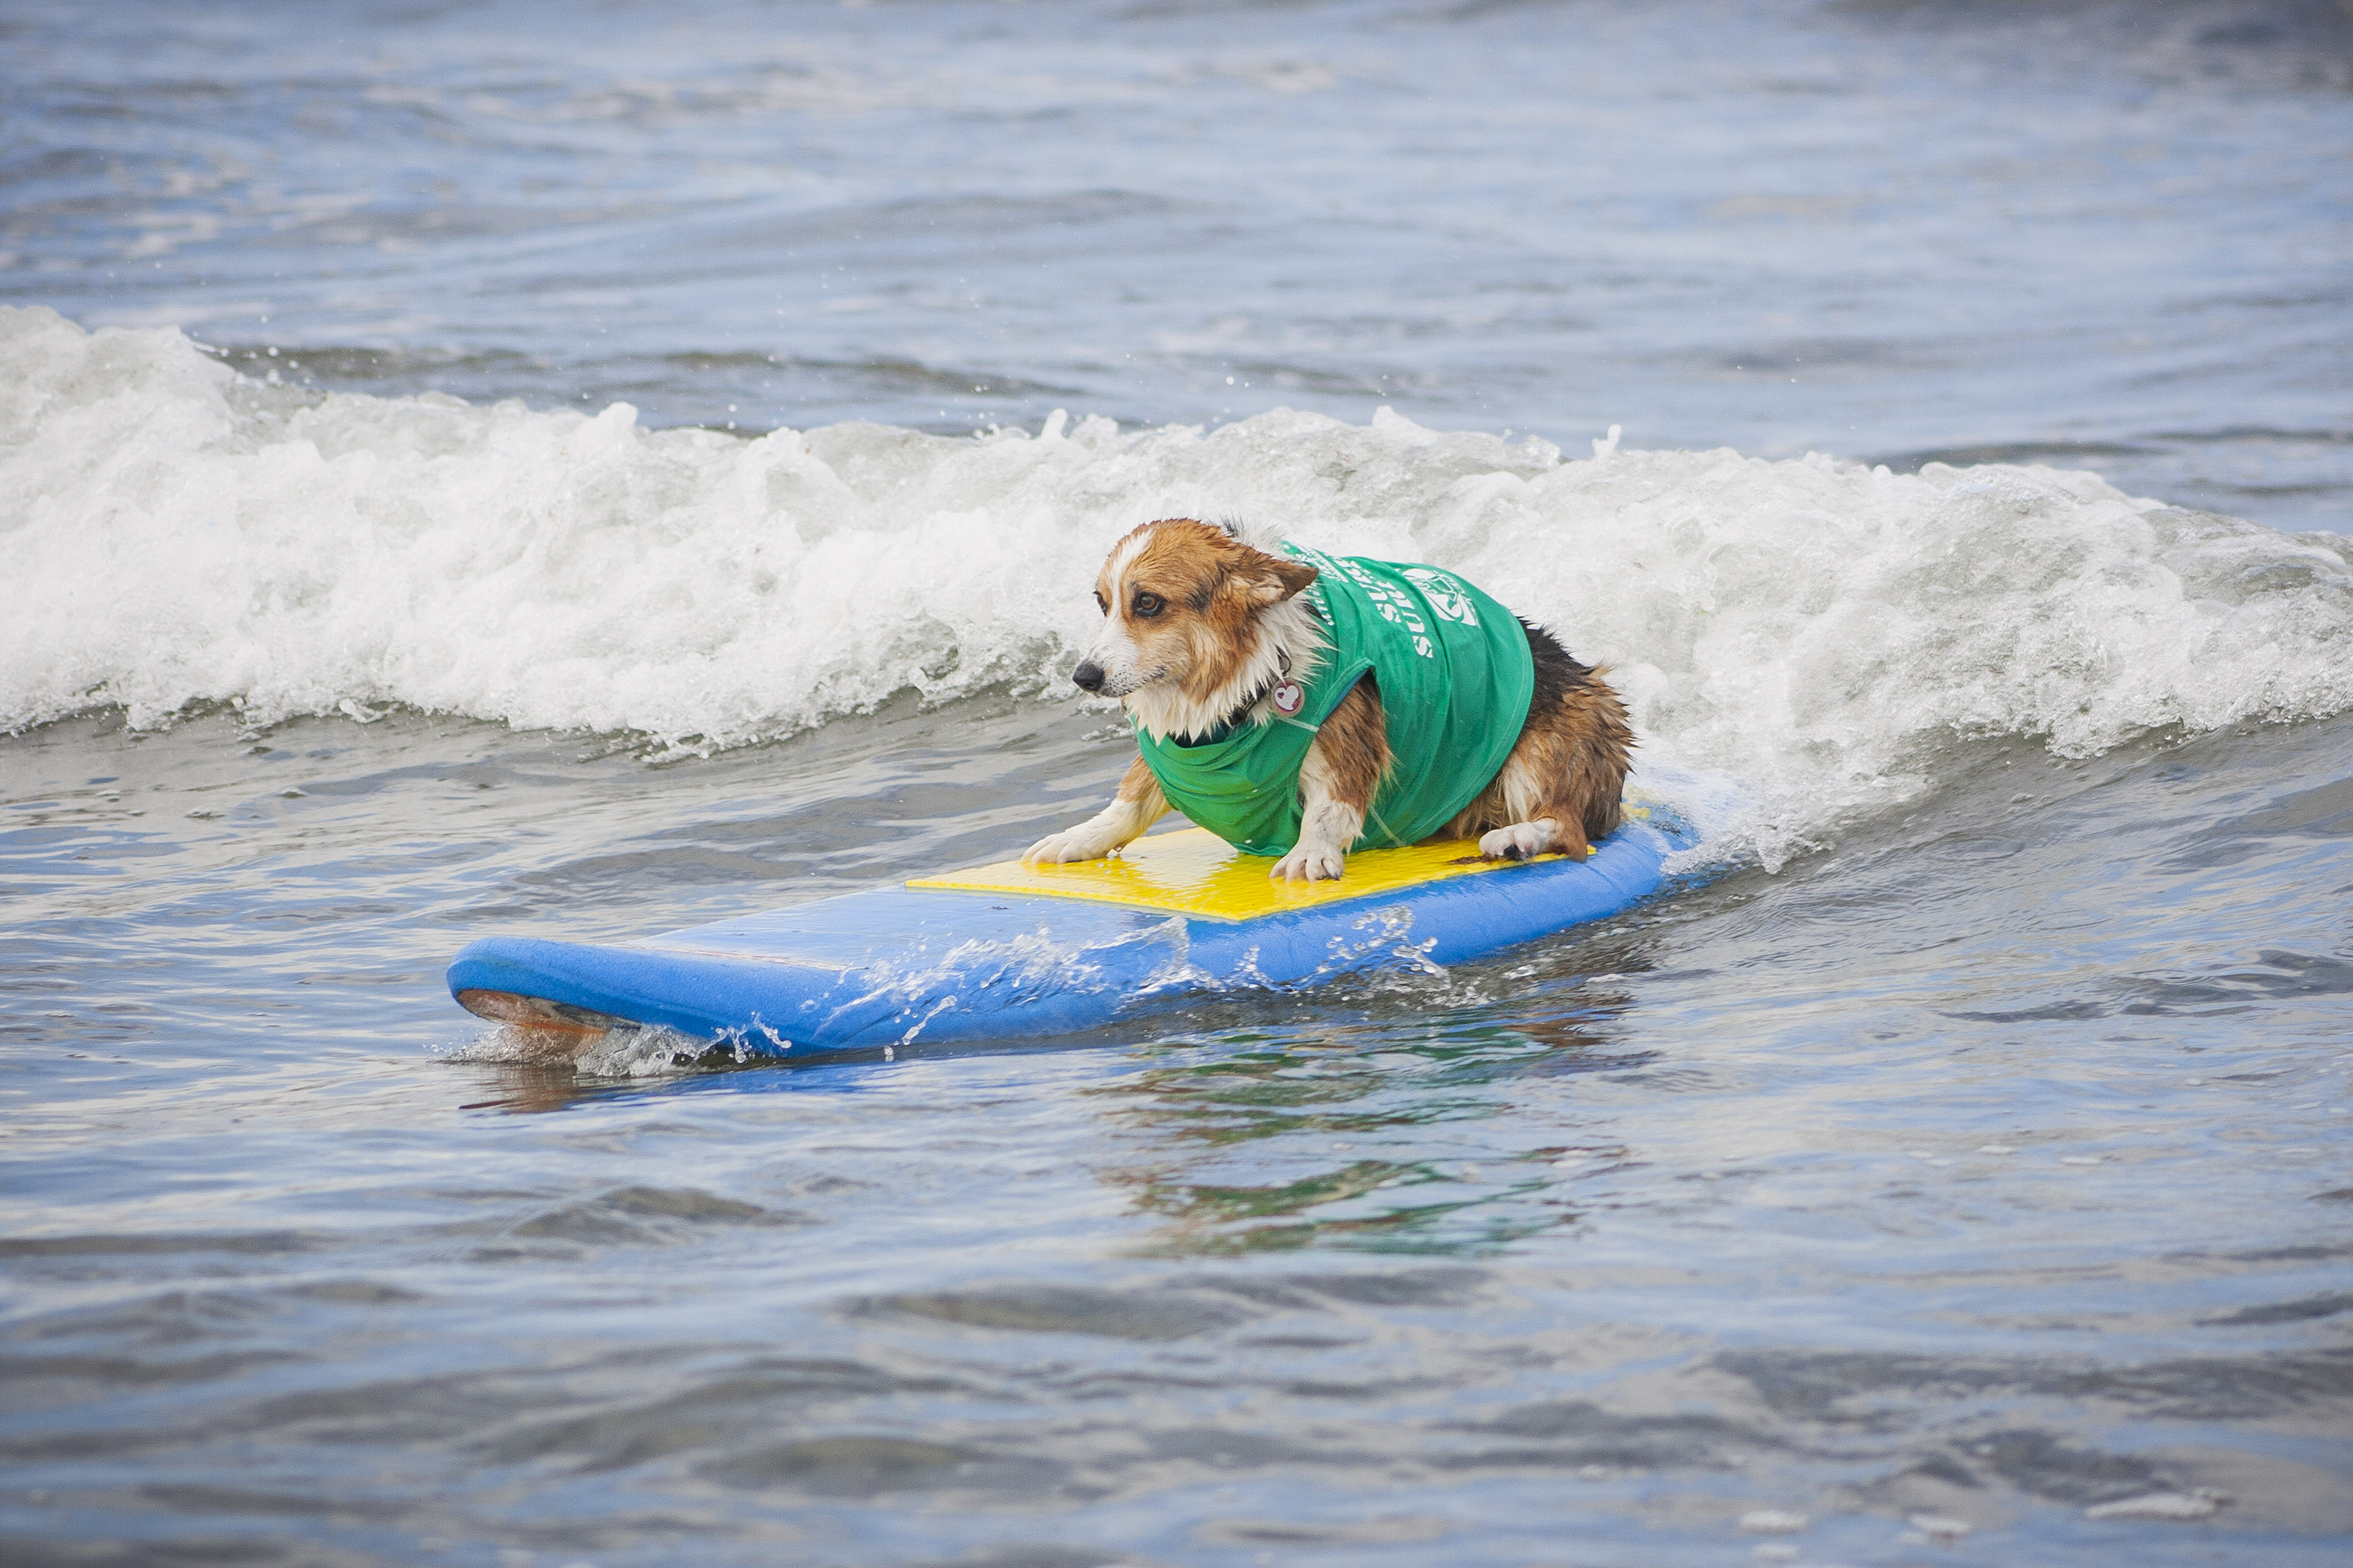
[1024,519,1632,882]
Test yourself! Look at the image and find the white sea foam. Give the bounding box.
[7,307,2350,864]
[439,1020,712,1076]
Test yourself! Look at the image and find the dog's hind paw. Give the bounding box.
[1479,821,1556,861]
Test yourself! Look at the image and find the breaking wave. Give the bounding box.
[7,306,2350,863]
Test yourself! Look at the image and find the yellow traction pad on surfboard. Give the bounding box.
[906,825,1593,922]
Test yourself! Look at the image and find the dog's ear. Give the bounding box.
[1232,546,1319,606]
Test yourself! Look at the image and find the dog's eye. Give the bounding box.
[1093,590,1107,614]
[1132,592,1164,618]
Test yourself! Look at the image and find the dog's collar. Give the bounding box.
[1214,677,1278,737]
[1183,648,1293,746]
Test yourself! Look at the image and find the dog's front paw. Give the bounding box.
[1024,829,1113,867]
[1479,821,1556,861]
[1271,841,1346,882]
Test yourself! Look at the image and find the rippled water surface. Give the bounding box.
[6,702,2353,1565]
[7,0,2350,527]
[5,0,2352,1564]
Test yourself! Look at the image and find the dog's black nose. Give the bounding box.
[1071,659,1106,693]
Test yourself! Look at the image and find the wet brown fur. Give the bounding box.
[1314,674,1393,814]
[1439,620,1635,859]
[1114,753,1166,808]
[1093,518,1628,866]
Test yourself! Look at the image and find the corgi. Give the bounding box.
[1024,518,1632,882]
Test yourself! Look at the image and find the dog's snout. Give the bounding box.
[1071,659,1107,693]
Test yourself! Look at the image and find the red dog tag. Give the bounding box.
[1272,682,1304,715]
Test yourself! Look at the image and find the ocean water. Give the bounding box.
[4,1,2351,1565]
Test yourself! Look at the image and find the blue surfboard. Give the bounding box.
[446,805,1684,1056]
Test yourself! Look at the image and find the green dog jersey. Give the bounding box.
[1133,544,1537,856]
